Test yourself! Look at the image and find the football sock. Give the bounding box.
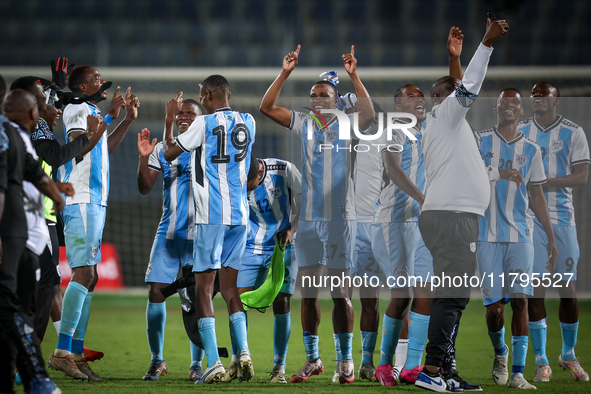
[303,332,319,360]
[72,291,93,354]
[57,281,88,352]
[273,312,290,368]
[560,321,578,360]
[333,333,342,361]
[53,320,60,335]
[511,336,528,376]
[488,326,507,356]
[229,319,238,358]
[338,332,354,361]
[146,301,166,361]
[230,311,249,354]
[379,314,403,366]
[361,331,377,365]
[406,312,430,370]
[198,317,219,367]
[190,341,204,367]
[529,319,549,365]
[394,339,408,375]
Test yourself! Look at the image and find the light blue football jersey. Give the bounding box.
[288,110,355,222]
[478,128,546,242]
[58,102,109,206]
[148,142,194,240]
[374,121,426,223]
[246,158,302,254]
[176,107,255,225]
[519,115,590,226]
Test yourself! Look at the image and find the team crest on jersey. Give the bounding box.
[395,267,408,278]
[481,286,491,298]
[515,155,527,168]
[269,187,282,198]
[551,140,563,152]
[470,242,476,253]
[325,128,338,142]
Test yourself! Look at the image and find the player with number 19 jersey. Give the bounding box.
[176,108,255,226]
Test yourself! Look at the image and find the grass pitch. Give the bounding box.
[30,294,591,393]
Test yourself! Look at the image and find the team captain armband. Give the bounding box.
[456,83,477,108]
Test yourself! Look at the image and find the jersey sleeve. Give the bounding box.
[62,104,88,136]
[435,43,493,128]
[569,126,590,167]
[148,142,163,172]
[528,146,547,185]
[287,111,309,137]
[176,116,205,152]
[285,161,302,194]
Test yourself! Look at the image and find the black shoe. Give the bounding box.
[445,371,482,392]
[142,359,168,381]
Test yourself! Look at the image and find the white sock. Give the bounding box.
[394,339,409,376]
[53,320,61,334]
[231,354,238,363]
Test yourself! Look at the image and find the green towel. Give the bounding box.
[240,243,286,312]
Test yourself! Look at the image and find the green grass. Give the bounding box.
[30,294,591,393]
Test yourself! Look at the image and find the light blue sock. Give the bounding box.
[146,301,166,360]
[361,331,378,365]
[406,312,430,370]
[57,281,88,351]
[529,319,549,365]
[488,327,507,356]
[511,336,528,376]
[338,332,354,361]
[198,317,219,367]
[190,341,204,367]
[229,319,238,359]
[379,314,403,367]
[303,332,319,360]
[72,291,93,354]
[273,312,290,367]
[560,321,578,360]
[229,311,249,354]
[333,333,342,361]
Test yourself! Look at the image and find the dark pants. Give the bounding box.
[419,210,479,368]
[36,222,61,342]
[0,236,48,393]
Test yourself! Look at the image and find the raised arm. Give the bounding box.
[343,45,375,130]
[162,93,184,162]
[382,150,425,206]
[108,87,140,154]
[529,184,558,269]
[260,45,301,128]
[448,27,464,80]
[137,128,159,195]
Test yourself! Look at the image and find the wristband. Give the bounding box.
[103,114,113,125]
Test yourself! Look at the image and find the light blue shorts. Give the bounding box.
[193,224,247,273]
[372,221,421,289]
[61,203,106,269]
[350,222,382,279]
[414,237,433,283]
[237,244,297,295]
[477,242,534,305]
[532,219,578,281]
[295,220,354,270]
[145,237,193,284]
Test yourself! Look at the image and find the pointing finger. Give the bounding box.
[176,91,183,101]
[113,86,121,99]
[125,87,131,102]
[350,45,355,56]
[294,44,301,56]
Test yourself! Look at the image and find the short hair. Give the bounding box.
[248,156,260,183]
[394,83,418,105]
[430,76,457,98]
[499,87,522,96]
[10,76,40,92]
[201,75,229,92]
[535,81,560,97]
[182,98,206,115]
[312,80,338,97]
[68,65,94,92]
